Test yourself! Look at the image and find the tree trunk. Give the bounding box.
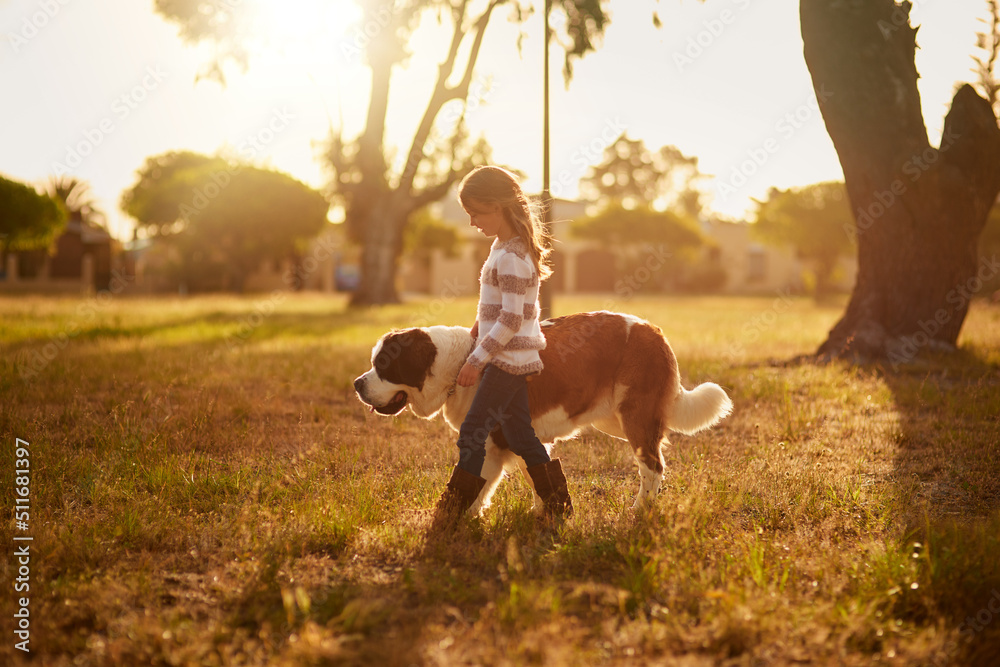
[349,199,405,306]
[812,254,836,303]
[801,0,1000,363]
[338,3,499,307]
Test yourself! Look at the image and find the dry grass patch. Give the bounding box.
[0,293,998,665]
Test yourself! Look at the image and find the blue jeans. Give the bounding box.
[456,365,551,476]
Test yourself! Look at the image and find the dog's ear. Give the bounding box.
[374,328,437,390]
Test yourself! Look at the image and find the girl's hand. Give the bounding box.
[470,321,479,339]
[457,361,480,387]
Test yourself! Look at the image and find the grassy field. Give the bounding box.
[1,292,999,666]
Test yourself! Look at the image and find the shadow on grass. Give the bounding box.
[770,347,1000,664]
[1,302,468,401]
[880,351,1000,520]
[280,508,670,665]
[879,351,1000,665]
[3,304,447,351]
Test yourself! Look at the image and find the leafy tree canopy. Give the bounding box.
[404,207,463,257]
[121,151,330,289]
[752,181,854,297]
[580,133,704,218]
[753,182,853,256]
[573,203,703,250]
[154,0,612,85]
[122,151,231,234]
[0,174,67,252]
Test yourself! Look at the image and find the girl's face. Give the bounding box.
[463,199,512,240]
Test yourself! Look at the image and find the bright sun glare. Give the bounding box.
[253,0,362,63]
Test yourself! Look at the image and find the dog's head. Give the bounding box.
[353,328,438,416]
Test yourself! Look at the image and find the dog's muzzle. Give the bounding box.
[353,376,408,415]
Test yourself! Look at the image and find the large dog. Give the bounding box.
[353,311,732,513]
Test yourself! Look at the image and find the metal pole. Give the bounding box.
[539,0,554,320]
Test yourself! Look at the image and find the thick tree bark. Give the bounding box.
[801,0,1000,363]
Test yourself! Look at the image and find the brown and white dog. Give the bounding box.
[353,311,732,513]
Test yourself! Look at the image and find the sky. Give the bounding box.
[0,0,992,240]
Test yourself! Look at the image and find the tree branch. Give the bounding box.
[398,0,501,197]
[940,84,1000,217]
[411,176,461,211]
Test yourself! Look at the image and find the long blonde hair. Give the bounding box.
[458,165,553,281]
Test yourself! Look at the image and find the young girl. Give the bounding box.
[433,165,572,527]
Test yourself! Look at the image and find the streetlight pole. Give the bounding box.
[539,0,554,320]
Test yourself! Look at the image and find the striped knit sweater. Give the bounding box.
[467,236,546,375]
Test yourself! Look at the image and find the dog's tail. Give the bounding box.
[668,382,733,435]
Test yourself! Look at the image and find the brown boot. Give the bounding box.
[526,459,573,521]
[430,466,486,532]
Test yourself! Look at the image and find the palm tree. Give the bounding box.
[45,176,114,289]
[47,176,106,228]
